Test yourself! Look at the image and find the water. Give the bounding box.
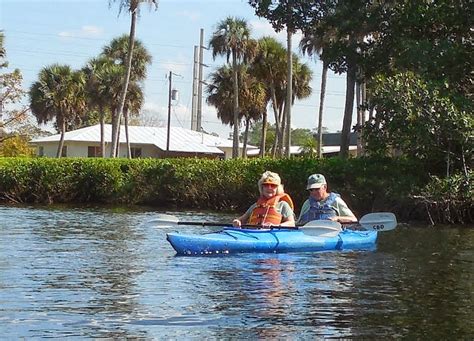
[0,205,473,339]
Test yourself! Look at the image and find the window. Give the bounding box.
[88,146,101,157]
[38,146,44,157]
[130,147,142,158]
[61,146,67,157]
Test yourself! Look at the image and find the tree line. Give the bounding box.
[247,0,472,174]
[1,0,471,176]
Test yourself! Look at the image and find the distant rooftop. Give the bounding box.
[321,132,357,146]
[31,124,257,155]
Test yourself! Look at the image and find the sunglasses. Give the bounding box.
[309,187,322,192]
[263,183,278,188]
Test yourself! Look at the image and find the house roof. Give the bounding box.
[247,145,357,156]
[31,124,256,154]
[321,132,358,146]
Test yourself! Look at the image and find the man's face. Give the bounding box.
[309,185,327,200]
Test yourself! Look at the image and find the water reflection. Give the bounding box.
[0,205,473,339]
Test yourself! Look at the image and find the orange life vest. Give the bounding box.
[248,193,294,225]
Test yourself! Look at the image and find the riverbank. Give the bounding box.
[0,157,471,224]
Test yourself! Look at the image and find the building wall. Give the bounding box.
[34,141,227,159]
[321,132,358,146]
[219,147,232,159]
[35,141,160,158]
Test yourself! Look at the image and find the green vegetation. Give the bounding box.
[1,157,471,224]
[248,0,472,159]
[1,3,472,224]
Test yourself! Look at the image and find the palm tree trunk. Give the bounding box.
[360,81,367,156]
[125,109,131,159]
[242,117,250,159]
[270,85,280,158]
[116,120,121,157]
[284,30,292,158]
[277,104,285,157]
[339,64,356,159]
[279,102,287,157]
[231,51,240,158]
[259,111,267,157]
[56,119,66,158]
[356,81,362,156]
[99,109,105,157]
[110,8,137,157]
[317,62,328,159]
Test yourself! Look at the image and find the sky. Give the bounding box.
[1,0,354,139]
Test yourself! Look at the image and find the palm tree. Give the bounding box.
[123,82,143,158]
[83,57,122,157]
[275,54,313,157]
[206,64,266,157]
[209,17,257,158]
[102,34,152,156]
[291,57,313,103]
[0,31,7,68]
[29,64,86,157]
[102,34,151,82]
[108,0,157,157]
[300,29,330,159]
[252,37,287,157]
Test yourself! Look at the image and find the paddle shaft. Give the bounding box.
[174,221,297,229]
[156,212,396,232]
[171,220,346,230]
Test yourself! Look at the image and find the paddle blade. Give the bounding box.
[300,220,342,237]
[148,214,179,227]
[359,212,397,231]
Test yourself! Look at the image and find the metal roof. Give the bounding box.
[247,145,357,156]
[31,124,256,154]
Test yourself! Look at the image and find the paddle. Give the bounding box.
[151,212,396,237]
[357,212,397,232]
[151,214,343,237]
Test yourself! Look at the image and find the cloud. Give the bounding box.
[58,25,103,38]
[250,19,281,39]
[250,19,303,46]
[157,53,189,75]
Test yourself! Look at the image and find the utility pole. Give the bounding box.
[190,45,199,131]
[166,71,173,151]
[284,30,293,158]
[196,28,204,132]
[166,71,181,152]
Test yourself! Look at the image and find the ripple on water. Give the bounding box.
[1,205,473,339]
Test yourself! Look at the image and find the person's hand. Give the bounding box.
[262,222,273,229]
[232,219,241,227]
[329,216,339,222]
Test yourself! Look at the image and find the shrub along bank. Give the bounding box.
[0,157,471,224]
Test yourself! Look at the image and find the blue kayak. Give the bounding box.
[166,228,378,255]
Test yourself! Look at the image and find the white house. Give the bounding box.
[30,124,257,160]
[246,145,357,157]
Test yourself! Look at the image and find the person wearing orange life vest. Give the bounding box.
[232,171,296,228]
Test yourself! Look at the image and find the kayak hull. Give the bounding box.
[166,228,378,255]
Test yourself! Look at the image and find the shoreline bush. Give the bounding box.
[0,157,471,224]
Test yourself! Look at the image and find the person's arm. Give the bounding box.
[232,204,254,227]
[296,200,310,224]
[331,197,357,223]
[280,213,295,226]
[277,201,296,227]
